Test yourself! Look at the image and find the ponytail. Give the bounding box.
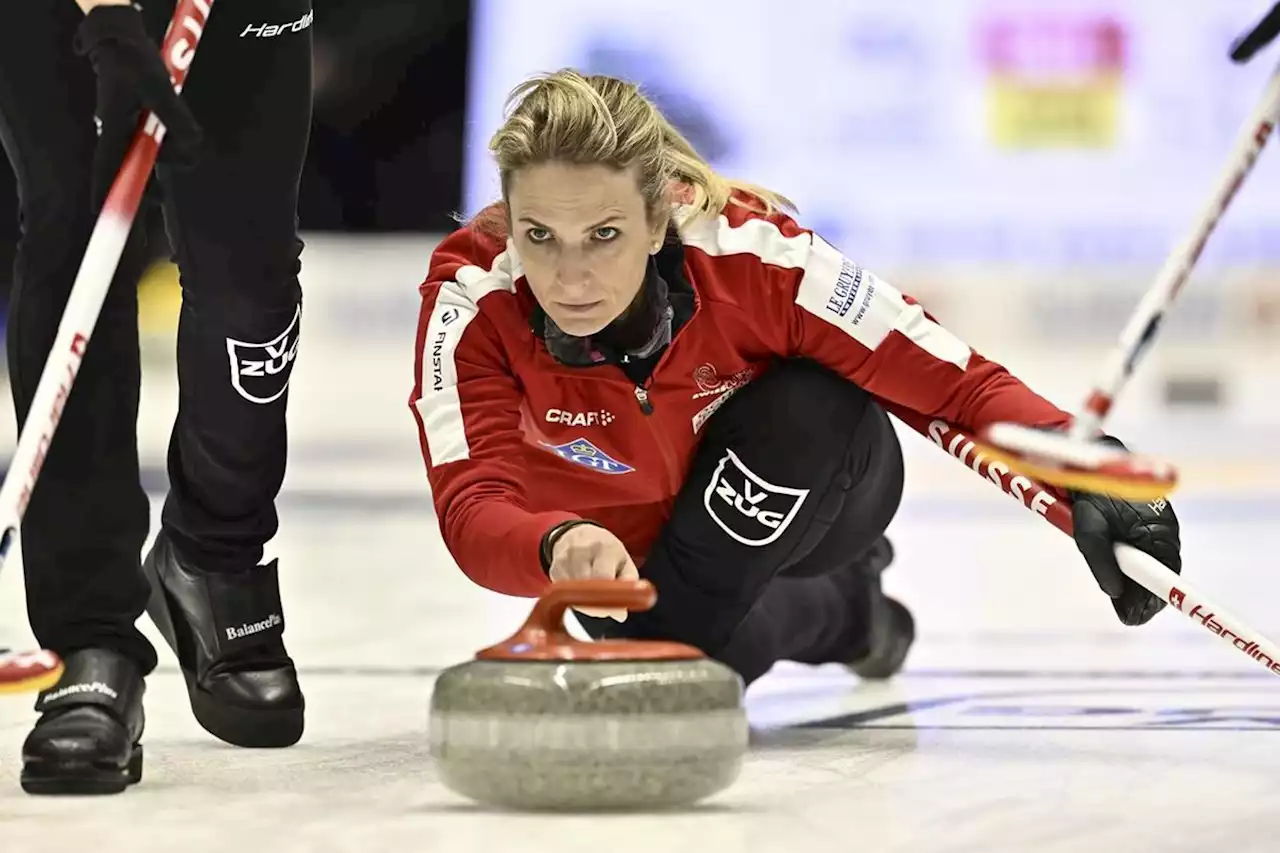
[656,116,796,223]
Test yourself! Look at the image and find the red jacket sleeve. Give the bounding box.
[409,241,579,598]
[746,211,1072,434]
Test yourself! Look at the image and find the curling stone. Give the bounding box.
[428,579,747,811]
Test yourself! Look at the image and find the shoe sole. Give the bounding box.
[142,554,304,749]
[21,745,143,795]
[191,688,304,748]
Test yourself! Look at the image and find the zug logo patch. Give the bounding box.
[703,450,808,546]
[540,438,634,475]
[226,305,300,405]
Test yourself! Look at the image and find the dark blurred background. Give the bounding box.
[0,0,472,288]
[298,0,469,233]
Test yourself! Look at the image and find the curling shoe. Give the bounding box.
[21,648,144,795]
[143,530,304,748]
[845,536,916,680]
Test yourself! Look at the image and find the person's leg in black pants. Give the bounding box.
[145,0,311,568]
[0,1,156,795]
[137,0,314,750]
[0,0,156,673]
[579,359,912,688]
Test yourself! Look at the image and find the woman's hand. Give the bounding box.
[72,0,204,207]
[547,524,640,622]
[1071,488,1181,626]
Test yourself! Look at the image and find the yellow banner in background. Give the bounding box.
[987,76,1122,148]
[138,260,181,338]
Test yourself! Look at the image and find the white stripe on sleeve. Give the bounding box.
[681,212,971,369]
[415,252,516,465]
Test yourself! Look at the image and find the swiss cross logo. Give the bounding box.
[1169,587,1186,612]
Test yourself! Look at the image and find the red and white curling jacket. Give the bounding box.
[409,201,1071,597]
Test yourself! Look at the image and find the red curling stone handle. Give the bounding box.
[474,579,706,662]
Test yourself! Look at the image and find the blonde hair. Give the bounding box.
[476,69,794,234]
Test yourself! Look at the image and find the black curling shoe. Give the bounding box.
[143,530,304,748]
[845,536,916,680]
[21,648,145,795]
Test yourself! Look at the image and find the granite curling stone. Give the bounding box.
[428,579,747,811]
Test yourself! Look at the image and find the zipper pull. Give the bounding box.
[634,385,654,415]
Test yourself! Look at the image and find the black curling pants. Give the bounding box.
[579,359,905,686]
[0,0,313,674]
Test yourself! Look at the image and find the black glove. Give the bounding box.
[1231,2,1280,63]
[1068,438,1181,626]
[73,3,204,210]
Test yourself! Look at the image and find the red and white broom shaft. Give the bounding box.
[1071,60,1280,440]
[892,406,1280,679]
[0,0,215,564]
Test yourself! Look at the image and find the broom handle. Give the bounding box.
[892,407,1280,678]
[0,0,216,565]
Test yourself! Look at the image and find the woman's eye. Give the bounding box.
[526,227,551,243]
[593,226,619,241]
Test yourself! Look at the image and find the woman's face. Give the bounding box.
[507,161,668,336]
